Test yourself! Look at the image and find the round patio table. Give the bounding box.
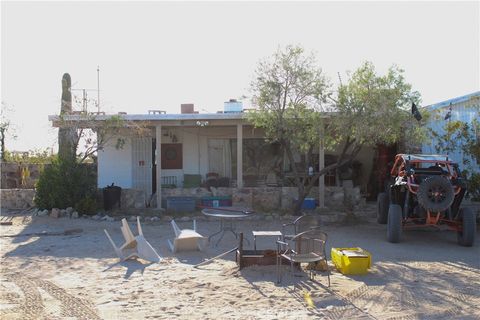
[202,208,254,247]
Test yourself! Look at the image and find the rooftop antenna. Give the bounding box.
[71,88,97,112]
[97,66,100,113]
[70,67,100,113]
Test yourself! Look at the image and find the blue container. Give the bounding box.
[167,197,196,212]
[302,198,316,209]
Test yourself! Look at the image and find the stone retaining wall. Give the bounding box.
[0,185,365,211]
[0,189,36,209]
[0,163,47,189]
[160,186,362,211]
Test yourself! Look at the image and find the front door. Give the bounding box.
[132,137,153,199]
[208,139,233,178]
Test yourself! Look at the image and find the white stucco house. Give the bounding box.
[422,91,480,173]
[49,103,378,210]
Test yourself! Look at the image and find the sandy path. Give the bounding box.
[0,209,479,319]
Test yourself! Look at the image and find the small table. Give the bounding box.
[252,231,283,252]
[202,208,253,247]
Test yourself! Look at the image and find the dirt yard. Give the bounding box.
[0,209,479,319]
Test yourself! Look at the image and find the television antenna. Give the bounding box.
[70,66,101,113]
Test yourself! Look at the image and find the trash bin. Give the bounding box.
[103,183,122,210]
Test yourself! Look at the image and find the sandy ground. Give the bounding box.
[0,208,479,320]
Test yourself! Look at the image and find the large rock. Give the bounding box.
[50,208,61,218]
[252,187,281,211]
[232,188,253,208]
[38,209,49,217]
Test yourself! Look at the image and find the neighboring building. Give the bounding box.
[49,103,378,210]
[422,92,480,173]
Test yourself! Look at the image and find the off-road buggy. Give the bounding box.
[377,154,476,246]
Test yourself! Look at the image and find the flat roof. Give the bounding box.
[48,111,331,127]
[425,91,480,111]
[49,112,247,122]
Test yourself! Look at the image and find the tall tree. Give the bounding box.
[249,47,423,213]
[332,61,424,170]
[249,46,331,213]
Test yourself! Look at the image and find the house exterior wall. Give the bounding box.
[422,92,479,173]
[97,125,376,193]
[97,136,133,188]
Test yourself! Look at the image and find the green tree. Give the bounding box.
[430,118,479,172]
[429,102,480,199]
[56,92,148,163]
[335,62,422,151]
[249,46,424,213]
[248,46,331,213]
[66,113,132,163]
[1,102,17,161]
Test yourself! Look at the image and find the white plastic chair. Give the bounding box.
[168,219,207,253]
[104,217,161,263]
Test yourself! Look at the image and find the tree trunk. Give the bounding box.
[294,143,363,215]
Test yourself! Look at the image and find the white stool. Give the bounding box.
[252,231,283,252]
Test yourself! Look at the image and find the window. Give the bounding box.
[161,144,182,169]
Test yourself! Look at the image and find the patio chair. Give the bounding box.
[282,214,322,241]
[104,217,161,263]
[277,229,330,286]
[167,219,208,253]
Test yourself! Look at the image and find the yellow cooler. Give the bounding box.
[331,247,371,275]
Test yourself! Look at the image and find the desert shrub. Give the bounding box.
[35,158,96,210]
[75,196,98,215]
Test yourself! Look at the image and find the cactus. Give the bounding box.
[58,73,78,161]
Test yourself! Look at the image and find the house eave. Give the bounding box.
[48,112,331,128]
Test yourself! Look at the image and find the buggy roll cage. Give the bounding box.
[389,154,462,196]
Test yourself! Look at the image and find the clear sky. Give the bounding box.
[1,1,479,152]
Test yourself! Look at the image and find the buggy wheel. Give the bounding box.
[387,204,402,243]
[377,192,389,224]
[417,176,454,212]
[457,207,476,247]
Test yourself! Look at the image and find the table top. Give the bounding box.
[252,231,282,237]
[202,208,254,219]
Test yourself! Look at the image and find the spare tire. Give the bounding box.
[417,176,454,212]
